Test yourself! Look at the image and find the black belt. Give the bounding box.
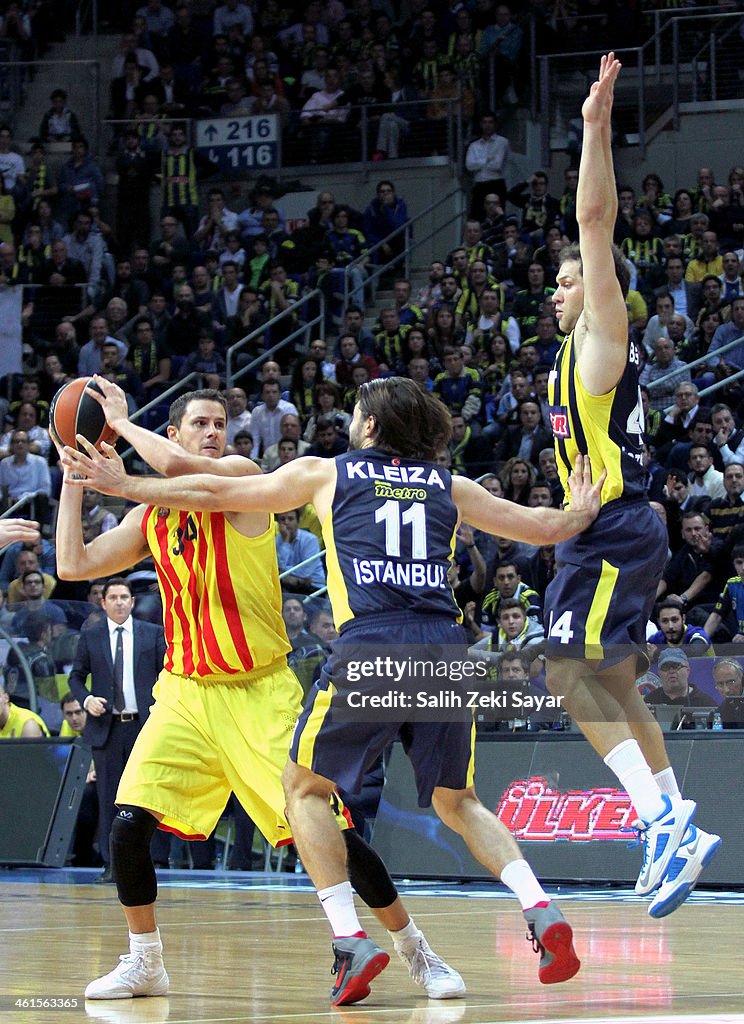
[114,712,139,723]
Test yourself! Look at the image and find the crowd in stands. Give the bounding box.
[4,147,744,728]
[1,0,744,868]
[97,0,535,167]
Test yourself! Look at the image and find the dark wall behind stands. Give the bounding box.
[372,734,743,885]
[0,739,89,866]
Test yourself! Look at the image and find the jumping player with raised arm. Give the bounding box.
[63,376,604,1003]
[545,53,720,918]
[55,380,465,1004]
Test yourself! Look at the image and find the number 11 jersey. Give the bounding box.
[323,449,461,630]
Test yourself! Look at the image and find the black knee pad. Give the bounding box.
[343,829,398,909]
[110,805,159,908]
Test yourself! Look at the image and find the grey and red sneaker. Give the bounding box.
[329,935,390,1006]
[524,902,580,984]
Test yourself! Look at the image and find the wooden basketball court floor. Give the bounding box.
[1,868,742,1024]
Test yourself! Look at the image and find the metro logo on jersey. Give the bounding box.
[495,776,636,841]
[549,406,571,439]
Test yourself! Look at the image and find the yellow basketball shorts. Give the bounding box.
[117,662,314,846]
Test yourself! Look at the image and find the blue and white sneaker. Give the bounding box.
[633,795,697,896]
[648,825,721,918]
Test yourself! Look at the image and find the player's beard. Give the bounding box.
[348,422,363,450]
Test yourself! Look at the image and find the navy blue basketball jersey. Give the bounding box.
[323,448,461,629]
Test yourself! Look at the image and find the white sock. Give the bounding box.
[389,917,420,949]
[130,928,161,951]
[654,766,681,798]
[500,859,550,911]
[317,881,364,937]
[604,739,666,822]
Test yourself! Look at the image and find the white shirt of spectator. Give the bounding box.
[107,615,137,714]
[226,408,252,447]
[249,398,299,458]
[111,47,159,82]
[465,134,511,183]
[0,150,24,191]
[0,449,51,501]
[0,426,50,459]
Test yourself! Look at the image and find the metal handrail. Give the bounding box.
[225,288,325,389]
[645,332,744,391]
[537,48,645,166]
[278,549,325,581]
[699,366,744,404]
[342,187,464,307]
[658,11,741,126]
[688,13,742,106]
[103,117,193,132]
[527,5,731,119]
[537,11,744,163]
[3,493,37,519]
[298,94,462,166]
[656,366,744,417]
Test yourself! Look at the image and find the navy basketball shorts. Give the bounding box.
[544,499,668,667]
[289,611,476,808]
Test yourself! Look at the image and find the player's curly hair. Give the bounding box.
[357,377,452,462]
[558,241,631,298]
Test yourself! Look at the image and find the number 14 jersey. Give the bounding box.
[323,449,461,630]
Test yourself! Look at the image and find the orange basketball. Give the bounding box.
[49,377,119,453]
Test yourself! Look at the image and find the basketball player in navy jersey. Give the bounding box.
[546,53,720,918]
[63,377,603,1005]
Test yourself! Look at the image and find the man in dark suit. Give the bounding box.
[494,398,554,467]
[69,576,167,882]
[40,239,87,287]
[652,265,702,322]
[138,63,191,116]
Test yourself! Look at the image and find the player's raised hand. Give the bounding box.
[567,454,605,522]
[89,375,130,433]
[62,436,129,497]
[582,52,621,126]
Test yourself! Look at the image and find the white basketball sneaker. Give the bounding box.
[85,948,169,1000]
[396,934,466,999]
[648,825,722,918]
[633,795,697,896]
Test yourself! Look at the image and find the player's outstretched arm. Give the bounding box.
[452,455,604,545]
[575,52,628,394]
[88,376,258,479]
[61,437,331,516]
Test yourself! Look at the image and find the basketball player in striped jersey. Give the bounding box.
[65,378,605,1003]
[546,53,720,917]
[55,384,465,1003]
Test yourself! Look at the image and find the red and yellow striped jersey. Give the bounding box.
[142,507,291,680]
